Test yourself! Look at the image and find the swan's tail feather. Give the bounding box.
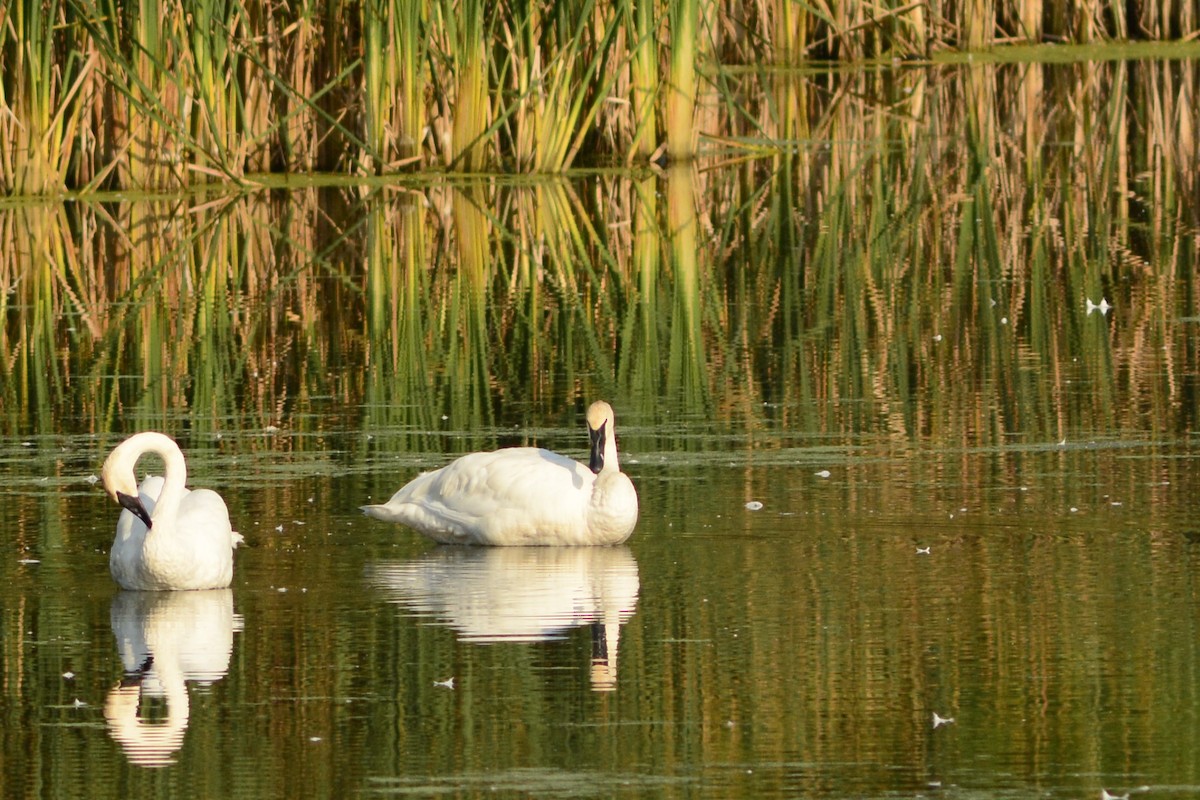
[361,504,392,521]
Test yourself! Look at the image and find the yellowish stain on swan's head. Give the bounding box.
[586,401,615,433]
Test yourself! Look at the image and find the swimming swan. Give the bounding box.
[101,432,243,591]
[361,401,638,546]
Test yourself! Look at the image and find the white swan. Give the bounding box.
[361,401,638,546]
[105,589,241,767]
[101,432,243,591]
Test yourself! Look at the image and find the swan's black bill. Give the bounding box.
[119,656,155,687]
[117,491,153,530]
[588,420,607,474]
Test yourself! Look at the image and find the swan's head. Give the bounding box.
[101,439,154,530]
[586,401,617,474]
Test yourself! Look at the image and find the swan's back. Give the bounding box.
[363,447,633,546]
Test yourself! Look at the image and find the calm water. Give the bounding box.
[4,57,1200,799]
[7,429,1200,799]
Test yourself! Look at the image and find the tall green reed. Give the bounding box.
[362,0,427,172]
[497,0,624,172]
[664,0,697,161]
[625,0,659,162]
[0,0,95,194]
[431,0,489,170]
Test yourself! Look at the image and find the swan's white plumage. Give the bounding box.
[362,401,638,546]
[102,432,243,591]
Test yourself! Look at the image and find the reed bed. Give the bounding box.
[2,0,1199,192]
[2,58,1197,454]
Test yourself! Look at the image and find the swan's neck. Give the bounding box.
[104,656,191,767]
[603,433,620,473]
[143,435,188,524]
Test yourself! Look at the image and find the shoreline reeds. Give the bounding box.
[2,58,1197,446]
[3,0,1199,193]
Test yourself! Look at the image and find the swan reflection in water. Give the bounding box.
[105,589,243,767]
[367,546,639,691]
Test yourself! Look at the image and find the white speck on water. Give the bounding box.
[932,712,955,728]
[265,425,279,433]
[916,547,931,555]
[21,441,33,447]
[1087,297,1112,316]
[434,677,455,689]
[744,501,763,511]
[63,671,75,680]
[85,474,99,485]
[18,559,39,565]
[309,736,323,743]
[1070,507,1079,513]
[1001,316,1008,324]
[73,699,86,708]
[815,470,831,478]
[933,333,942,342]
[275,524,284,532]
[277,587,288,593]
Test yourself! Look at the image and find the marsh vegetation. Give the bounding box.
[3,0,1199,191]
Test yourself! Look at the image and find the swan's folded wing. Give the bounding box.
[369,448,596,544]
[177,488,239,549]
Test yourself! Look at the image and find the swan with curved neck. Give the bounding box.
[101,432,243,590]
[362,401,639,546]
